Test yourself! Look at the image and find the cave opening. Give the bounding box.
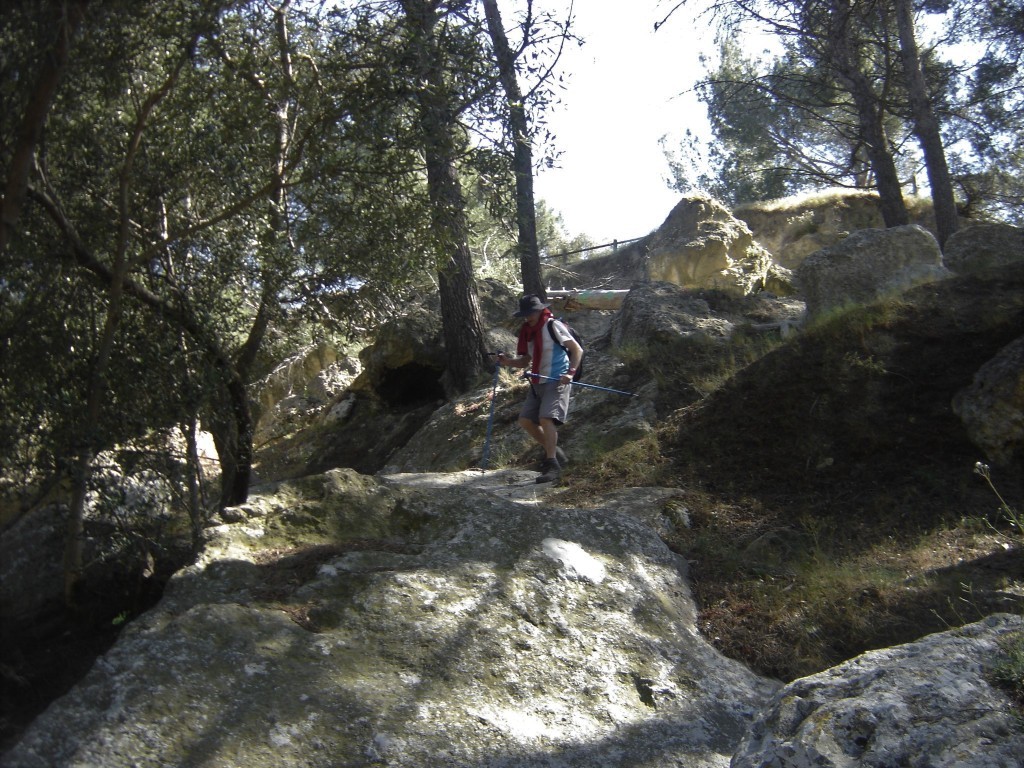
[376,363,446,408]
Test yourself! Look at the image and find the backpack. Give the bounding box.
[547,318,585,381]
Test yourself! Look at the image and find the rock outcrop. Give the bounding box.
[545,196,794,296]
[5,469,1022,767]
[953,335,1024,467]
[1,469,779,768]
[943,222,1024,275]
[5,191,1023,766]
[796,225,950,320]
[608,281,735,348]
[254,344,360,444]
[646,197,788,297]
[731,613,1024,768]
[666,261,1024,493]
[734,189,936,271]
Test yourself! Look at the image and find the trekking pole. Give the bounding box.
[525,373,638,397]
[480,355,503,469]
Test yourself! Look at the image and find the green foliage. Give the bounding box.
[669,1,1023,216]
[674,31,917,206]
[464,169,519,284]
[956,0,1024,222]
[2,0,575,515]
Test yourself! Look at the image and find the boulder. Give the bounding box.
[606,282,805,350]
[608,282,735,348]
[734,189,937,271]
[1,469,778,768]
[349,280,520,406]
[943,222,1024,276]
[952,335,1024,467]
[796,225,951,320]
[349,304,448,405]
[646,197,784,297]
[730,613,1024,768]
[254,344,360,442]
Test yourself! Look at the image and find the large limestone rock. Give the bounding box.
[349,304,448,403]
[1,469,778,768]
[541,196,801,296]
[943,222,1024,275]
[735,190,885,270]
[254,344,361,443]
[348,279,520,405]
[609,281,736,348]
[252,281,523,480]
[731,613,1024,768]
[796,225,951,320]
[647,197,786,297]
[607,282,805,349]
[952,335,1024,467]
[734,189,937,271]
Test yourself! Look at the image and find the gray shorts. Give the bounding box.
[520,381,572,426]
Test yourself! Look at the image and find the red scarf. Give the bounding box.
[517,308,553,374]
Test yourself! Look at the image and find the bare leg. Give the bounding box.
[518,416,557,460]
[538,418,559,460]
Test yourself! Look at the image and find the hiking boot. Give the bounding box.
[536,457,561,484]
[536,447,568,470]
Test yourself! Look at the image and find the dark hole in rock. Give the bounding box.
[376,362,445,408]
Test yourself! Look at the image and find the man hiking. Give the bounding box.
[497,294,583,483]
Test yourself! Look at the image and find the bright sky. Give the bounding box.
[533,1,716,244]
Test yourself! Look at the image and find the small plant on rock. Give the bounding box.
[973,462,1023,543]
[991,630,1024,711]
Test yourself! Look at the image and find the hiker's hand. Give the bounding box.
[496,352,507,366]
[559,372,572,384]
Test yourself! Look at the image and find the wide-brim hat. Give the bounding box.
[514,294,549,317]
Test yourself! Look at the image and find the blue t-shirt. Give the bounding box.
[520,318,572,380]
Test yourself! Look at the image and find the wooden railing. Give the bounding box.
[547,236,645,260]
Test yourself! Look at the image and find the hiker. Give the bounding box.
[497,294,583,483]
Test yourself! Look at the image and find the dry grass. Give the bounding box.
[559,428,1023,684]
[992,630,1024,707]
[665,485,1021,680]
[556,433,669,504]
[734,187,935,218]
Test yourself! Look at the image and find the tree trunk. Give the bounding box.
[1,0,87,254]
[62,45,191,605]
[183,411,207,552]
[402,0,489,393]
[213,1,294,508]
[826,0,909,227]
[482,0,544,299]
[895,0,958,247]
[208,366,253,509]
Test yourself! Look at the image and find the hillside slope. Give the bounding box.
[658,262,1024,678]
